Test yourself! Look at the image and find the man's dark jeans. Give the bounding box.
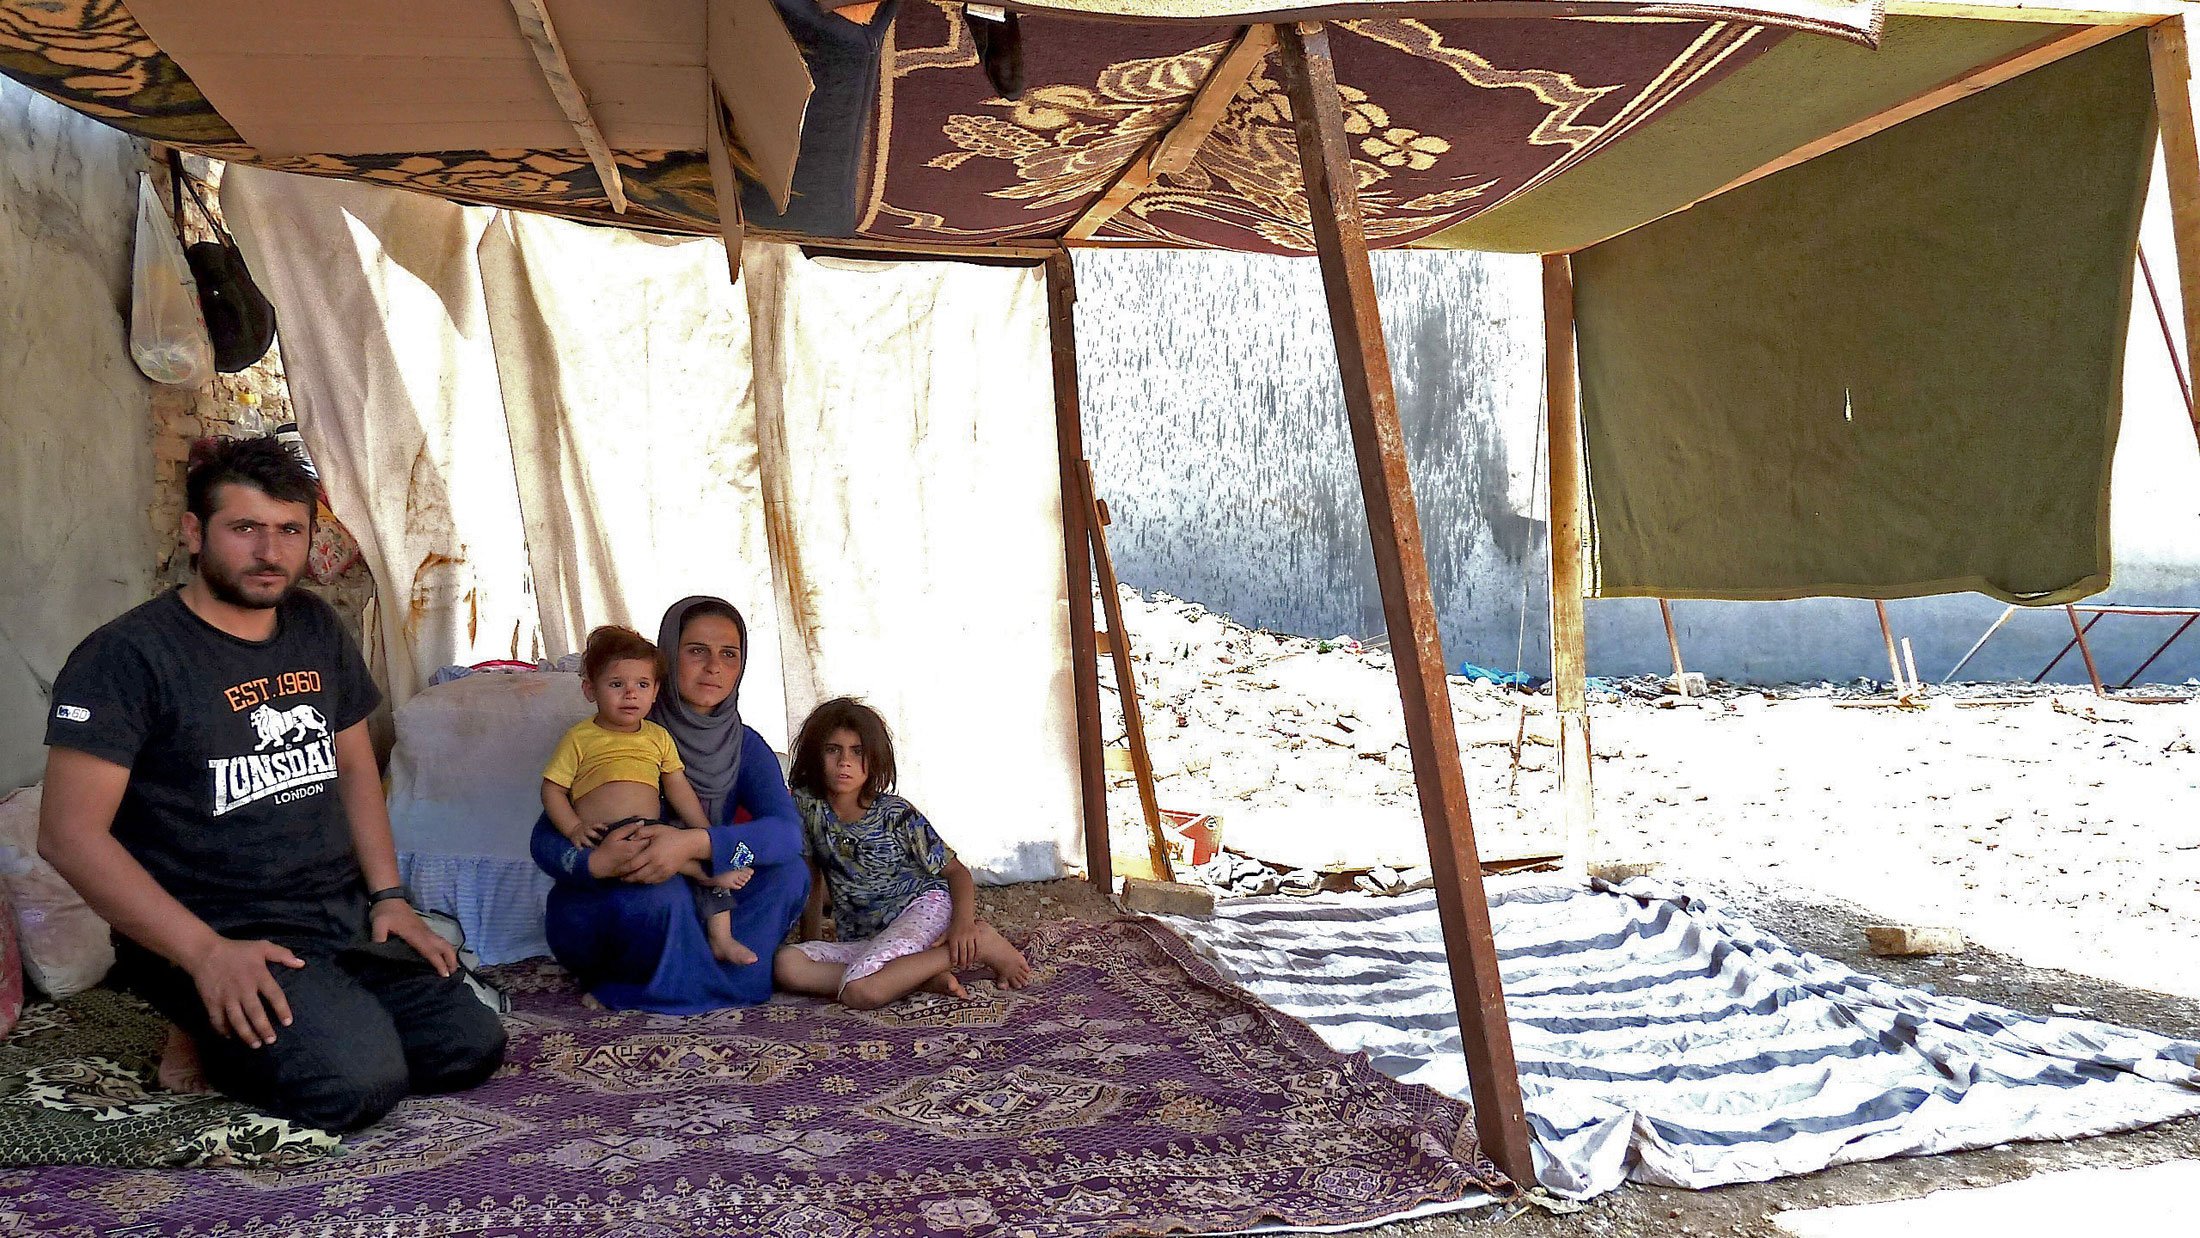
[121,936,507,1131]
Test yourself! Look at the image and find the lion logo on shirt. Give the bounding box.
[249,703,330,751]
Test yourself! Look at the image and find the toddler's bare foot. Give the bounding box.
[974,922,1032,989]
[700,865,753,891]
[919,971,969,999]
[157,1026,211,1094]
[707,914,758,965]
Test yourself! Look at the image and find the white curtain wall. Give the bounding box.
[223,167,1076,882]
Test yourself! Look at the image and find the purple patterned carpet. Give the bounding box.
[3,919,1509,1236]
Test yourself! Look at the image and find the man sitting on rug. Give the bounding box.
[37,436,506,1131]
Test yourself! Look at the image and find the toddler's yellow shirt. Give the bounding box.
[544,718,684,802]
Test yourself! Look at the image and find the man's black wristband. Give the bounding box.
[367,885,414,909]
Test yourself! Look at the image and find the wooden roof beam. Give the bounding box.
[1885,0,2178,23]
[507,0,629,213]
[1064,24,1275,242]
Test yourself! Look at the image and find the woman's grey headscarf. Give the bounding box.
[650,596,748,821]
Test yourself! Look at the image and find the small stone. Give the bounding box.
[1119,878,1216,918]
[1864,925,1966,956]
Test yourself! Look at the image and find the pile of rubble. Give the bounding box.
[1094,588,1563,886]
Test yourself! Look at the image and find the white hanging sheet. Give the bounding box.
[221,168,538,706]
[746,246,1078,882]
[222,171,1074,923]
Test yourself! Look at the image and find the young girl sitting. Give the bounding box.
[542,625,756,964]
[775,697,1031,1009]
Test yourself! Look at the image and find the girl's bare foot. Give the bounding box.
[973,922,1033,989]
[707,914,758,965]
[157,1026,211,1094]
[918,971,969,999]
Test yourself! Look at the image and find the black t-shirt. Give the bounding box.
[44,589,382,940]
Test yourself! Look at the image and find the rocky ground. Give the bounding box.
[1096,588,2200,998]
[979,589,2200,1234]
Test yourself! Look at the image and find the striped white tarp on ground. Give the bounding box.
[1164,879,2200,1199]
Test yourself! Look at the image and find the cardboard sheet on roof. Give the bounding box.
[124,0,708,154]
[122,0,812,209]
[710,0,814,212]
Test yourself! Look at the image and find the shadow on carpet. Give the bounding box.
[2,918,1510,1236]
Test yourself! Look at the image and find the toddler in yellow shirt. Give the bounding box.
[542,625,754,963]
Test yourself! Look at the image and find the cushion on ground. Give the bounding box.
[386,673,592,963]
[0,884,21,1039]
[0,786,113,998]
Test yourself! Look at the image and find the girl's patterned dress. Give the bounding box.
[791,790,955,988]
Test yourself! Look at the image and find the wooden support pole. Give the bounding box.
[1875,600,1907,692]
[1276,21,1535,1187]
[1658,599,1685,680]
[2066,604,2110,695]
[1046,254,1112,889]
[1084,463,1176,883]
[2148,16,2200,454]
[1542,255,1593,876]
[507,0,630,213]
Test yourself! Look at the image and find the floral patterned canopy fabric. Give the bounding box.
[0,0,1858,254]
[865,5,1785,253]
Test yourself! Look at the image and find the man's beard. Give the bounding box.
[201,558,298,609]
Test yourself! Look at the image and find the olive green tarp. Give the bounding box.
[1567,32,2155,605]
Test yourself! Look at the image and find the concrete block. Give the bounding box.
[1864,925,1966,956]
[1120,878,1216,918]
[1590,860,1661,883]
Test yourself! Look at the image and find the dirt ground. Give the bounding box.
[969,589,2200,1234]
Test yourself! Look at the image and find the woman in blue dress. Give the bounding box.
[531,596,807,1012]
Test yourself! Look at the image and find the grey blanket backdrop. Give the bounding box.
[1166,880,2200,1197]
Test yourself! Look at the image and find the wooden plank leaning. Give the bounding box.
[1273,20,1536,1187]
[1083,462,1178,883]
[1045,254,1113,889]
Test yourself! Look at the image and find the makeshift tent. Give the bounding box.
[9,0,2200,1186]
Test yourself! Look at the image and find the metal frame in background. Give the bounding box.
[1941,603,2200,695]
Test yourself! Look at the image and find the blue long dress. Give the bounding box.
[530,726,808,1012]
